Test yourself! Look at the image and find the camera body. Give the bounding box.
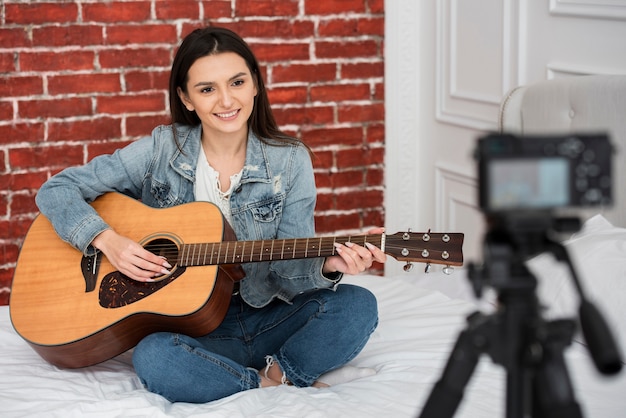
[476,133,613,214]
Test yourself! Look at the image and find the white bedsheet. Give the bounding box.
[1,271,625,417]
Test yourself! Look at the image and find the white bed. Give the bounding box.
[3,75,626,417]
[2,214,626,418]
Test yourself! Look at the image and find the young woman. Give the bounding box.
[35,27,386,403]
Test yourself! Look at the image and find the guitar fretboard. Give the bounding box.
[178,235,384,266]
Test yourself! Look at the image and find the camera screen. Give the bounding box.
[488,158,570,210]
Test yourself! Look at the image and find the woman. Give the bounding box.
[35,27,386,403]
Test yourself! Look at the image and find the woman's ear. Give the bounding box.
[177,87,194,112]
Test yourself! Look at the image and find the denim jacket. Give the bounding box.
[36,124,338,308]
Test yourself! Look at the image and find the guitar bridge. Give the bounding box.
[81,252,102,293]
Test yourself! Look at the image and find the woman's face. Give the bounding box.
[178,52,257,140]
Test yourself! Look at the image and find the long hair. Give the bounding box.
[169,26,303,150]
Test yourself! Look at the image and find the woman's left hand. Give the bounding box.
[322,227,387,275]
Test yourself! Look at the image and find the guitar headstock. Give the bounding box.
[384,231,464,266]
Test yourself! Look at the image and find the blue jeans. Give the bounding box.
[132,284,378,403]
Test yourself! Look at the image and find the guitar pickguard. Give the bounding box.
[98,267,187,309]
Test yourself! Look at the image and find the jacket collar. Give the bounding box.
[171,124,272,183]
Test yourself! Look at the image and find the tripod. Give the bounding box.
[418,213,622,418]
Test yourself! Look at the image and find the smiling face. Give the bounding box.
[177,52,258,142]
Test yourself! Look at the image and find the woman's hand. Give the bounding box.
[322,227,387,276]
[92,229,172,282]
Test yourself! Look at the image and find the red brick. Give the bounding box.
[99,47,171,69]
[341,62,384,79]
[313,171,331,188]
[368,0,384,14]
[1,264,16,283]
[267,86,308,105]
[305,0,366,15]
[366,123,385,144]
[0,102,13,121]
[18,97,93,119]
[0,290,9,306]
[251,43,310,63]
[272,63,336,84]
[318,17,384,37]
[330,169,367,188]
[0,194,6,217]
[217,20,314,39]
[97,92,166,114]
[273,105,335,127]
[126,115,171,137]
[20,50,95,72]
[0,171,48,191]
[32,25,104,47]
[82,1,151,23]
[156,1,202,20]
[201,1,233,18]
[107,24,178,45]
[124,70,169,92]
[0,28,31,48]
[311,150,333,169]
[302,127,363,147]
[337,146,384,168]
[48,73,122,95]
[366,167,384,187]
[0,123,45,145]
[5,2,79,25]
[0,53,15,73]
[314,212,361,233]
[373,82,384,100]
[0,76,43,97]
[0,242,20,265]
[9,145,84,171]
[1,217,36,241]
[10,192,38,216]
[335,189,383,211]
[338,103,384,123]
[236,0,299,17]
[310,83,371,102]
[316,40,379,59]
[48,117,122,142]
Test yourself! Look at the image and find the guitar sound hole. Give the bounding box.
[144,238,179,271]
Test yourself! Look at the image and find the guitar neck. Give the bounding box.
[179,234,383,267]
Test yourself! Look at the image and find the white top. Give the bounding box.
[194,145,242,225]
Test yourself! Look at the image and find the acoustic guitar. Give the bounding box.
[10,192,464,369]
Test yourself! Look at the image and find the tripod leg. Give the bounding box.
[419,313,486,418]
[533,319,584,418]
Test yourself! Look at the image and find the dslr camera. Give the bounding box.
[476,133,613,214]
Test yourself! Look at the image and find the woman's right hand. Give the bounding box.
[91,229,172,282]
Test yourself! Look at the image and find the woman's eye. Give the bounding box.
[232,79,244,87]
[200,87,214,93]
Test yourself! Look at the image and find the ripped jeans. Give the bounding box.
[132,284,378,403]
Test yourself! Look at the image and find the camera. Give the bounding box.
[476,133,613,213]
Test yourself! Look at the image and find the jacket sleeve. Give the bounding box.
[35,136,154,254]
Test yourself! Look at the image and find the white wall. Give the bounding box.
[385,0,626,275]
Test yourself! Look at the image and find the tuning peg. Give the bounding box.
[403,262,414,272]
[442,265,454,275]
[424,263,432,273]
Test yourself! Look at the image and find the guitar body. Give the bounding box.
[10,193,244,369]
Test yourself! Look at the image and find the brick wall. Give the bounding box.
[0,0,385,305]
